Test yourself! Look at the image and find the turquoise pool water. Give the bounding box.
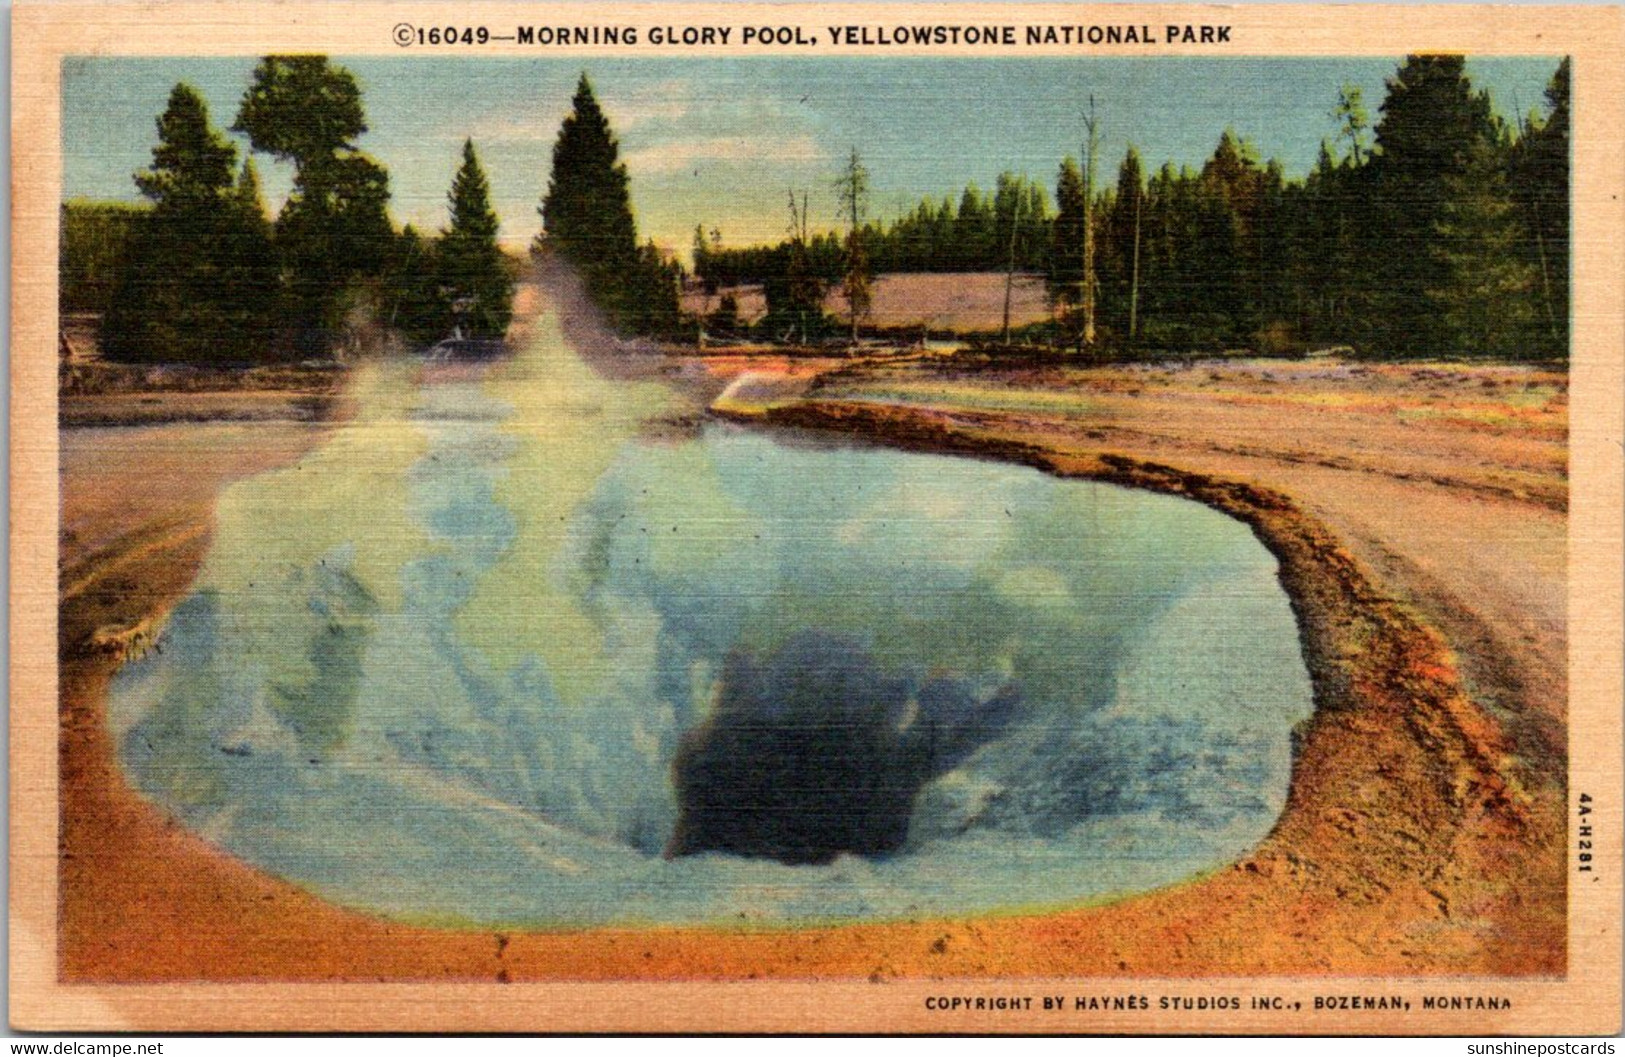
[108,310,1313,928]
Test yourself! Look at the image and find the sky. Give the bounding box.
[62,55,1563,256]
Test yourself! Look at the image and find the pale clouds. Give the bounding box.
[624,134,827,175]
[450,111,567,145]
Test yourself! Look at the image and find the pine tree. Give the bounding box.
[217,158,280,353]
[1294,143,1350,339]
[134,84,237,207]
[1101,147,1145,342]
[993,172,1028,343]
[1333,85,1370,166]
[953,185,994,271]
[234,56,394,349]
[539,74,677,334]
[539,76,637,282]
[1363,55,1499,357]
[1510,58,1570,358]
[1018,181,1052,271]
[761,190,827,342]
[234,56,367,169]
[382,225,444,343]
[438,139,513,339]
[930,196,957,269]
[692,225,716,297]
[1430,135,1539,358]
[104,84,277,363]
[60,201,144,314]
[1049,157,1086,318]
[679,54,1551,361]
[1192,132,1254,338]
[233,157,264,215]
[621,240,682,336]
[1253,158,1292,346]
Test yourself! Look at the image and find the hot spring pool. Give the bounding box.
[108,314,1313,928]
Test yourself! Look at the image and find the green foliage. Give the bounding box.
[216,158,282,351]
[233,56,368,164]
[235,56,394,348]
[759,191,833,342]
[377,142,517,345]
[88,57,1564,364]
[1096,147,1144,338]
[102,84,281,364]
[60,200,145,313]
[621,241,684,336]
[1048,157,1087,308]
[952,185,995,271]
[135,85,237,206]
[1359,55,1501,356]
[540,75,638,266]
[380,226,445,343]
[271,151,394,345]
[840,231,873,337]
[1333,84,1370,165]
[539,74,678,336]
[91,57,530,363]
[688,55,1566,362]
[1429,136,1540,359]
[706,292,741,334]
[992,172,1050,272]
[438,139,515,339]
[692,225,721,295]
[1508,58,1570,358]
[698,174,1052,285]
[871,195,960,271]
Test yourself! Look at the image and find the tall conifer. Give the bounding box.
[540,76,637,278]
[234,55,394,347]
[1430,135,1539,358]
[439,139,513,338]
[1511,58,1570,357]
[1049,158,1086,314]
[104,84,276,363]
[540,74,677,334]
[1364,55,1498,356]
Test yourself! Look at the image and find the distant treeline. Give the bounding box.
[64,55,1570,363]
[693,173,1054,287]
[62,56,514,365]
[60,201,144,315]
[694,55,1570,361]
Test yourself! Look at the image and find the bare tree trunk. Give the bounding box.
[1129,183,1142,343]
[1081,97,1099,355]
[849,175,860,345]
[1513,110,1561,352]
[1002,195,1023,345]
[1530,196,1560,348]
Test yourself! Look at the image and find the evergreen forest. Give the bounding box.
[62,54,1569,364]
[695,56,1570,360]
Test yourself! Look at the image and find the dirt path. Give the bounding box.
[998,408,1566,771]
[54,292,1566,988]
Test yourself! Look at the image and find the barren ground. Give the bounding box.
[683,271,1056,333]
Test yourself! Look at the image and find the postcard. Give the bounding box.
[10,1,1622,1035]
